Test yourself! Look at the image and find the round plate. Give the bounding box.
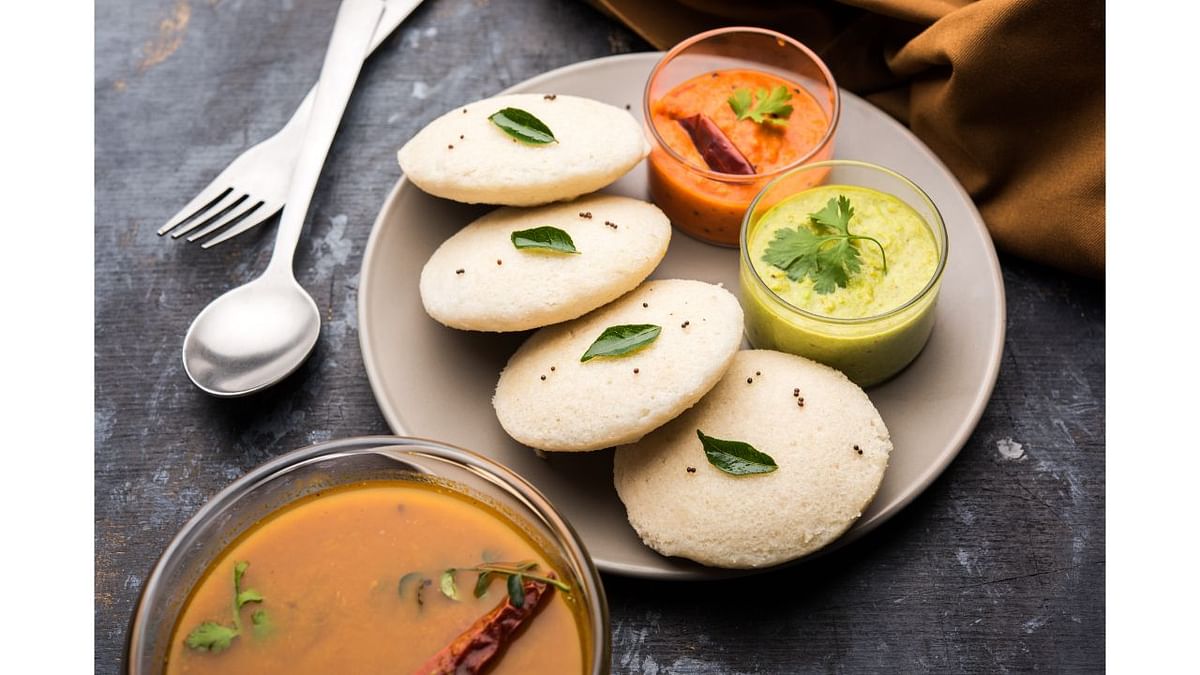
[359,53,1005,579]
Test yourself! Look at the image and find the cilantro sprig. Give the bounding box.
[184,560,270,653]
[728,85,794,127]
[762,195,887,294]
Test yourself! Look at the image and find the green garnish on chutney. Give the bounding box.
[511,226,579,254]
[580,324,661,362]
[762,195,888,295]
[489,107,557,144]
[728,85,794,127]
[697,430,779,476]
[184,561,270,653]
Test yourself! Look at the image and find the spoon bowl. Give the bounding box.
[182,276,320,397]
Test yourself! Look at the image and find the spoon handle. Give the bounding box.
[267,0,384,274]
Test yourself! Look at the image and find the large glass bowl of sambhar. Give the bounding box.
[127,436,610,675]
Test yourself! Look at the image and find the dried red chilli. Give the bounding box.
[412,576,553,675]
[676,114,755,175]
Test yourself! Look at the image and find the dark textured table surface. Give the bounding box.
[95,0,1105,672]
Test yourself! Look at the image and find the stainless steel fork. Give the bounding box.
[158,0,423,248]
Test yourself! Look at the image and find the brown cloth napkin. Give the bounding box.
[591,0,1105,277]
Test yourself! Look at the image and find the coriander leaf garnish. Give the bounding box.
[697,430,778,476]
[185,622,238,652]
[580,324,661,362]
[184,560,269,653]
[511,226,579,254]
[235,589,263,608]
[728,85,793,126]
[762,195,887,294]
[489,107,557,144]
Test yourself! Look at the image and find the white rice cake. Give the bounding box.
[493,279,743,452]
[420,195,670,332]
[613,350,892,569]
[398,93,649,206]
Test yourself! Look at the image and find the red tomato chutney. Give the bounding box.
[647,69,834,246]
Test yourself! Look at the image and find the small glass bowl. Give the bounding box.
[644,27,839,247]
[126,436,610,674]
[739,160,949,386]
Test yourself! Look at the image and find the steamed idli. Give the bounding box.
[398,93,648,205]
[493,279,743,451]
[613,350,892,568]
[420,194,670,332]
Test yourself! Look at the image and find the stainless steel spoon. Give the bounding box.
[182,0,384,397]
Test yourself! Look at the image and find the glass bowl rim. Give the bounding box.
[125,435,611,674]
[641,26,842,184]
[738,159,950,325]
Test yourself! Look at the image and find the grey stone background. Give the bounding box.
[95,0,1104,671]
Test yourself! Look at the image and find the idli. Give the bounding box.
[420,194,671,332]
[398,93,648,206]
[493,279,743,452]
[613,350,892,569]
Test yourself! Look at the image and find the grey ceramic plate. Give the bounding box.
[358,53,1005,579]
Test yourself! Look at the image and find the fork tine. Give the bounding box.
[185,200,266,242]
[170,194,249,239]
[157,186,235,236]
[199,202,282,249]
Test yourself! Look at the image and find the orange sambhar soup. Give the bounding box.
[648,69,833,246]
[165,481,589,675]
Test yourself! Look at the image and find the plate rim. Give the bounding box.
[358,52,1007,578]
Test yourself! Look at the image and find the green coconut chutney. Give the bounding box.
[740,184,944,386]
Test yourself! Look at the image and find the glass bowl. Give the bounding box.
[739,160,949,386]
[644,26,839,246]
[126,436,610,674]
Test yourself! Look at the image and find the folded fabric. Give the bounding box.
[591,0,1104,277]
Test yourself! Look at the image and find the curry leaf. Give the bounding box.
[473,571,495,598]
[697,430,778,476]
[489,107,557,144]
[580,324,661,362]
[439,569,460,601]
[511,226,579,254]
[507,574,526,608]
[398,572,424,597]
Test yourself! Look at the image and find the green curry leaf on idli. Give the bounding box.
[511,226,579,254]
[696,430,778,476]
[489,107,557,144]
[580,324,662,362]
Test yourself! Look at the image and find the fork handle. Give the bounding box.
[269,0,422,162]
[267,0,384,275]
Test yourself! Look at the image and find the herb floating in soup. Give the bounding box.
[182,561,269,652]
[166,481,591,675]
